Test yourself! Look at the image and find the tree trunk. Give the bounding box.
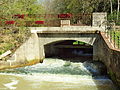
[117,0,120,20]
[110,0,113,14]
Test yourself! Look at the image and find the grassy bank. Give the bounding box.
[0,27,31,59]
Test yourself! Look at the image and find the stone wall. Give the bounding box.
[94,32,120,87]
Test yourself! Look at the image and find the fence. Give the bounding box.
[105,22,120,49]
[0,14,92,27]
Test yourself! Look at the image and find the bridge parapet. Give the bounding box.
[30,26,105,34]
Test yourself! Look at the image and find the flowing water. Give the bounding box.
[0,58,117,90]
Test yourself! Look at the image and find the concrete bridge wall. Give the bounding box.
[9,33,98,62]
[9,26,102,63]
[13,33,41,62]
[94,32,120,86]
[8,31,97,65]
[4,26,100,70]
[38,33,97,59]
[0,33,43,69]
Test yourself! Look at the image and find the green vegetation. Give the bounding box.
[44,0,120,25]
[113,30,120,48]
[73,41,85,45]
[0,0,45,26]
[0,0,45,56]
[0,0,44,16]
[108,30,120,48]
[108,13,120,25]
[0,27,30,55]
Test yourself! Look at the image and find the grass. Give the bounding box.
[0,27,31,59]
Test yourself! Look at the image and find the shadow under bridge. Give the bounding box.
[44,40,93,62]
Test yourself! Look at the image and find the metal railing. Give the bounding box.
[105,21,120,49]
[0,14,92,27]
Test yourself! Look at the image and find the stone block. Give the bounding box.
[61,20,70,27]
[92,12,107,27]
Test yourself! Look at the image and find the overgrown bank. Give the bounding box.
[0,27,31,60]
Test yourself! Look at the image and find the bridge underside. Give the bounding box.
[12,27,100,63]
[44,40,93,62]
[38,33,97,45]
[37,33,98,62]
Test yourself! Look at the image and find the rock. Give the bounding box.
[63,61,71,67]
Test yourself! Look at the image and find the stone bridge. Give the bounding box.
[12,26,104,62]
[30,26,103,60]
[9,12,108,62]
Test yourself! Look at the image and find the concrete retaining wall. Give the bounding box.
[13,33,41,62]
[0,33,43,70]
[95,32,120,86]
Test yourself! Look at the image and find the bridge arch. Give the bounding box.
[40,37,96,46]
[38,33,97,61]
[43,40,93,62]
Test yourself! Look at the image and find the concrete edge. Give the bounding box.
[0,59,43,70]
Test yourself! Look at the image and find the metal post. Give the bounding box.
[106,29,108,37]
[117,36,120,49]
[108,30,110,39]
[107,29,109,38]
[110,30,112,42]
[113,22,115,31]
[113,32,116,48]
[105,27,107,36]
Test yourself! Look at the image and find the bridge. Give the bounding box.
[30,26,101,60]
[12,12,107,62]
[0,12,120,86]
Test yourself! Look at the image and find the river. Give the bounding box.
[0,58,117,90]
